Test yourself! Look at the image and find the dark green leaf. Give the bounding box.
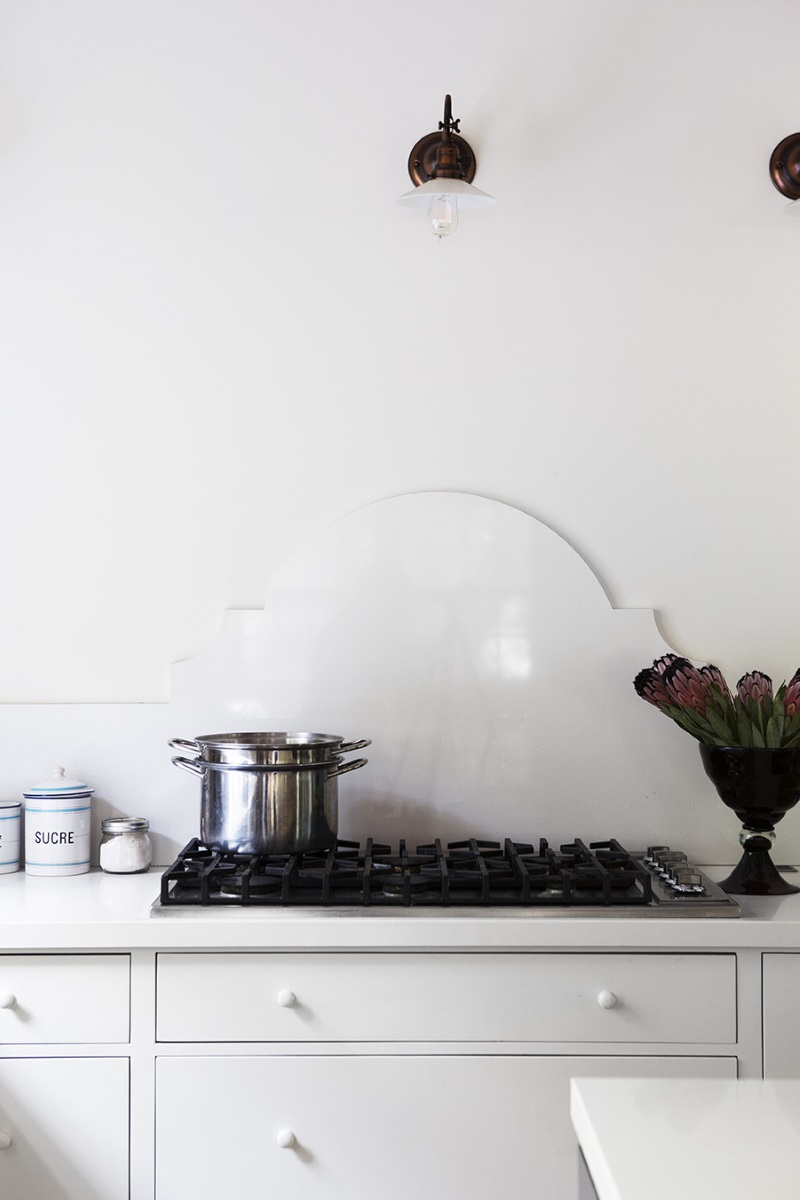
[662,705,709,741]
[706,708,735,744]
[736,706,753,747]
[748,698,767,736]
[766,713,784,748]
[708,688,737,729]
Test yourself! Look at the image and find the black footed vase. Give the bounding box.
[699,743,800,895]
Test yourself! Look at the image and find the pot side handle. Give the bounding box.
[339,739,371,753]
[169,738,201,754]
[171,755,206,777]
[332,757,368,777]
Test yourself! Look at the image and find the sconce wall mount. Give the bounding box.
[770,132,800,200]
[406,115,477,187]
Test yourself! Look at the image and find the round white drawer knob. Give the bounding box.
[0,1131,12,1150]
[0,993,15,1010]
[597,990,618,1010]
[277,989,296,1008]
[276,1129,296,1149]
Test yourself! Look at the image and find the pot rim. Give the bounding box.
[194,732,348,749]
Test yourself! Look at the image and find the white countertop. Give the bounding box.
[2,866,800,949]
[571,1076,800,1200]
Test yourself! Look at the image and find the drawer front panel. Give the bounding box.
[156,1055,736,1200]
[0,954,130,1044]
[0,1057,129,1199]
[763,953,800,1077]
[156,952,735,1044]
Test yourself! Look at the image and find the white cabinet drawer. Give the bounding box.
[0,1057,129,1199]
[0,955,129,1044]
[156,1054,736,1200]
[763,953,800,1077]
[156,952,735,1044]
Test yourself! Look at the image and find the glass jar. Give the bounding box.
[99,817,152,874]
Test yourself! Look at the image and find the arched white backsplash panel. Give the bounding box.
[166,492,739,860]
[0,492,777,866]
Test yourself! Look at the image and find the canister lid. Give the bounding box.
[23,766,94,798]
[102,817,149,833]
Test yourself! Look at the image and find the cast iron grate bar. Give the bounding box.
[159,836,655,907]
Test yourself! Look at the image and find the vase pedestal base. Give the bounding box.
[719,843,800,896]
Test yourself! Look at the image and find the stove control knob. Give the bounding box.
[0,993,15,1010]
[277,989,296,1008]
[276,1129,296,1149]
[597,990,618,1010]
[655,854,687,878]
[672,870,704,891]
[0,1131,11,1150]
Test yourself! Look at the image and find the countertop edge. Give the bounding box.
[570,1079,622,1200]
[2,868,800,949]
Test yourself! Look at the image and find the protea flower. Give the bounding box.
[699,663,733,702]
[785,670,800,718]
[737,671,773,706]
[652,653,682,676]
[661,659,711,713]
[633,667,671,707]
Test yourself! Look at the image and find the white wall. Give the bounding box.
[1,0,799,703]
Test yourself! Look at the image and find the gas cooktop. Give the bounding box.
[151,837,740,917]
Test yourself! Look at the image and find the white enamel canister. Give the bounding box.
[24,767,94,876]
[0,800,21,874]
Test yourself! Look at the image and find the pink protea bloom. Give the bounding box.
[785,669,800,717]
[633,668,671,707]
[699,663,733,700]
[652,654,683,676]
[662,660,710,713]
[737,671,773,706]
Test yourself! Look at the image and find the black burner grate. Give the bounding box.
[159,837,654,908]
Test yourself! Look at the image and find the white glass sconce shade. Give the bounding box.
[396,178,495,238]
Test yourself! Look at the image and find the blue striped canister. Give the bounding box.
[23,767,94,877]
[0,800,21,873]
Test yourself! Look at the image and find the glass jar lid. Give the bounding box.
[101,817,149,834]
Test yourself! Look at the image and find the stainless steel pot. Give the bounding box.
[169,732,370,855]
[169,731,370,767]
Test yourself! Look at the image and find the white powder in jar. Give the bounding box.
[99,819,151,873]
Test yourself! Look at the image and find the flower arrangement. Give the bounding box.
[633,655,800,749]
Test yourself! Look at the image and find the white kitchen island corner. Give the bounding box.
[571,1076,800,1200]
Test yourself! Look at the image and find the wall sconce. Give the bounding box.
[769,132,800,207]
[396,94,495,238]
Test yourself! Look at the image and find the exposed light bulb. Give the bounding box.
[427,193,459,238]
